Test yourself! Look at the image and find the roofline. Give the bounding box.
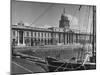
[11,25,92,35]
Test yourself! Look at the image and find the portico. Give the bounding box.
[17,30,25,46]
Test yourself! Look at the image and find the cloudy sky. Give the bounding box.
[11,0,93,33]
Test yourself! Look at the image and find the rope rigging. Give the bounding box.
[12,5,94,72]
[30,4,54,26]
[52,6,93,72]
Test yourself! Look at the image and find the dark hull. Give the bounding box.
[46,57,96,72]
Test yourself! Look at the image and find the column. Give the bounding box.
[71,33,73,43]
[73,34,75,43]
[76,34,77,43]
[23,31,25,46]
[17,30,20,46]
[59,33,60,43]
[67,33,68,44]
[68,33,69,44]
[63,33,65,45]
[65,33,67,44]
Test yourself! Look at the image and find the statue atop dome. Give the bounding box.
[17,21,24,26]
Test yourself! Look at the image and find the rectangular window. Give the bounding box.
[35,32,36,37]
[45,33,46,37]
[31,32,33,36]
[27,31,29,36]
[41,33,43,37]
[38,32,40,37]
[48,33,49,37]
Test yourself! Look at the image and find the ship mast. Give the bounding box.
[92,6,96,57]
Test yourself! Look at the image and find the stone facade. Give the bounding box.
[11,24,92,46]
[11,8,92,46]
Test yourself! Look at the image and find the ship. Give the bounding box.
[46,56,96,72]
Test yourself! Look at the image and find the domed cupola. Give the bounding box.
[59,8,70,29]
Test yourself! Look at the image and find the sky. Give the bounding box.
[11,0,93,33]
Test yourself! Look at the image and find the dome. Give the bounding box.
[61,14,69,21]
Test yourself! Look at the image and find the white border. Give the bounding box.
[0,0,100,75]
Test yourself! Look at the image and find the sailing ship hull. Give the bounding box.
[46,57,96,72]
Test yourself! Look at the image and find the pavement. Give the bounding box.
[11,57,47,74]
